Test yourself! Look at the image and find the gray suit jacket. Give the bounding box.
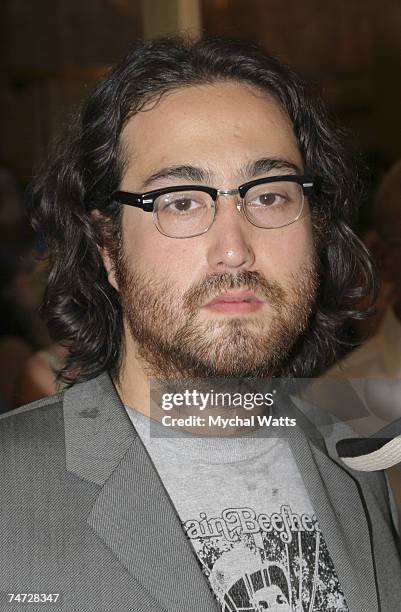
[0,372,400,612]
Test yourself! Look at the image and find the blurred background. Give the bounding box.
[1,0,401,411]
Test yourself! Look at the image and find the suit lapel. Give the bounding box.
[63,372,219,612]
[87,437,219,611]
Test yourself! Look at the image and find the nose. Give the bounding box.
[206,194,256,272]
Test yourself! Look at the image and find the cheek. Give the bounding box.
[256,219,315,280]
[121,208,203,287]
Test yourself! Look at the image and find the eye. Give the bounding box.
[156,191,208,215]
[249,191,287,207]
[166,197,200,213]
[244,179,300,212]
[277,594,286,604]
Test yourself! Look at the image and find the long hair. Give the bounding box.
[29,36,375,385]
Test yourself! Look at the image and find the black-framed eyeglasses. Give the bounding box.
[112,175,314,239]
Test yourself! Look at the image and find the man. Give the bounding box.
[0,37,400,612]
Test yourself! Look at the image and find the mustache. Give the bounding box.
[182,270,286,314]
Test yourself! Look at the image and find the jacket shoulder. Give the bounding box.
[0,392,65,464]
[0,391,64,421]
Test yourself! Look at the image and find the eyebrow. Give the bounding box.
[142,165,213,189]
[244,158,302,177]
[141,157,303,190]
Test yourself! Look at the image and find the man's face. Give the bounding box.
[106,81,318,379]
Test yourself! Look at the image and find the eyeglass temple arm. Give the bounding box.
[113,191,154,212]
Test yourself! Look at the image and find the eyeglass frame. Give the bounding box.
[112,174,314,237]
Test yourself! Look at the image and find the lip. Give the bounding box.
[203,290,264,314]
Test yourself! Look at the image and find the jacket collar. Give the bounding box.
[63,371,378,612]
[64,370,137,486]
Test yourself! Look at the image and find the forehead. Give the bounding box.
[120,81,303,186]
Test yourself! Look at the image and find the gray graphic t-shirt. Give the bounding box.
[125,406,349,612]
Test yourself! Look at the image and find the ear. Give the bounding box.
[90,209,119,292]
[98,245,119,291]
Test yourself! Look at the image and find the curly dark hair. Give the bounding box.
[29,36,375,386]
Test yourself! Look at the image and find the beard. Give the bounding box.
[114,253,318,380]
